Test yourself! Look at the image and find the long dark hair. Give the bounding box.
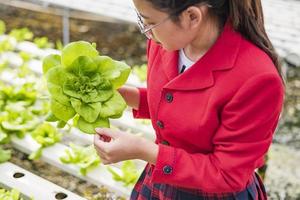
[145,0,283,80]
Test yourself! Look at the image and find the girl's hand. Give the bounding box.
[117,86,140,110]
[93,128,158,165]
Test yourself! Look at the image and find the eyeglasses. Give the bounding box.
[135,2,212,39]
[135,9,171,39]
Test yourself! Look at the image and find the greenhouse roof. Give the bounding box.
[35,0,136,23]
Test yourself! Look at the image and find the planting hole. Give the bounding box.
[55,192,68,199]
[13,172,25,178]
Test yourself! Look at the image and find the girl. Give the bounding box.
[93,0,285,199]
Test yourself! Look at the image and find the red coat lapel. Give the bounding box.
[159,22,242,91]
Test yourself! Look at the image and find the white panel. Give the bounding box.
[0,162,86,200]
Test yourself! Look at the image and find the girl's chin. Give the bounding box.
[162,45,177,52]
[152,40,177,51]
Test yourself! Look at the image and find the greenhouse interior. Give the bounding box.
[0,0,300,199]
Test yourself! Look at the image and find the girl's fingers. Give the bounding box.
[100,135,111,142]
[93,134,110,153]
[94,146,107,158]
[94,149,112,164]
[94,134,114,162]
[95,128,119,140]
[101,159,111,165]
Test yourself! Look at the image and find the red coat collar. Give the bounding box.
[158,22,242,91]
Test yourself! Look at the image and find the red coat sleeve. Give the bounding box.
[132,87,150,119]
[151,73,285,192]
[132,40,153,119]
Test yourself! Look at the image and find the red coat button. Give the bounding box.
[156,120,164,129]
[161,140,170,146]
[165,93,173,103]
[163,165,173,174]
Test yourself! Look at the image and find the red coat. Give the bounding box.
[133,23,284,193]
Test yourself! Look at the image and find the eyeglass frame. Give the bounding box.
[135,9,172,39]
[135,2,212,39]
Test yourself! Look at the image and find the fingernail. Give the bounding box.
[95,128,102,132]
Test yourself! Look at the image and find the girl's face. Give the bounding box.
[133,0,199,51]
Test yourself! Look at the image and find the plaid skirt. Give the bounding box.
[130,164,267,200]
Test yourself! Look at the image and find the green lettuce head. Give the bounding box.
[43,41,130,134]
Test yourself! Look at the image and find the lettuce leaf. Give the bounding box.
[9,27,33,42]
[43,41,130,134]
[0,188,24,200]
[0,147,11,163]
[60,143,100,175]
[61,41,98,70]
[29,123,61,160]
[42,54,61,74]
[107,160,140,187]
[0,131,9,144]
[77,116,109,134]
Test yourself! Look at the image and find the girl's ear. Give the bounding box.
[182,6,205,29]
